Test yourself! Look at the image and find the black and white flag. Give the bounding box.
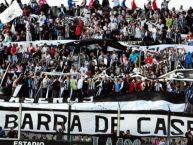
[0,1,23,24]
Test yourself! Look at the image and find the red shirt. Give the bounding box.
[48,48,55,57]
[75,21,83,36]
[129,81,135,93]
[137,81,142,91]
[145,56,153,64]
[11,46,17,55]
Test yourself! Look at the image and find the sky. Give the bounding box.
[0,0,192,10]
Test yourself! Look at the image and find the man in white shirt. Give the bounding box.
[42,75,50,98]
[154,80,163,92]
[79,64,88,75]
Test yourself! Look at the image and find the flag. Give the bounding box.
[113,0,120,7]
[0,1,23,24]
[152,0,158,10]
[131,0,137,10]
[88,0,94,9]
[121,0,127,8]
[68,0,73,9]
[39,0,47,5]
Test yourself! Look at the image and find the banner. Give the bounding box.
[0,104,192,136]
[0,1,23,24]
[0,99,185,112]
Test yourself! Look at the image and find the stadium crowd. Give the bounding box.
[0,0,192,43]
[0,1,192,145]
[0,0,192,101]
[0,41,192,100]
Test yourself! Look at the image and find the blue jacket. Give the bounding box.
[185,52,192,64]
[129,53,138,62]
[114,82,120,93]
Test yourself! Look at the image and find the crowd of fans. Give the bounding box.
[0,0,192,44]
[0,0,192,101]
[0,1,192,144]
[0,42,192,101]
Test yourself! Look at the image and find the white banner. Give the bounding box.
[0,100,185,112]
[0,105,192,136]
[0,1,23,24]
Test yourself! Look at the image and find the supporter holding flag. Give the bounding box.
[68,0,73,9]
[152,0,158,10]
[131,0,137,10]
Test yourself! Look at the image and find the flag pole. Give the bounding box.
[18,103,22,140]
[167,106,171,145]
[0,63,10,88]
[117,102,121,137]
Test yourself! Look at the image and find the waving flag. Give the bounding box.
[0,1,23,24]
[88,0,94,9]
[131,0,137,10]
[68,0,73,9]
[152,0,158,10]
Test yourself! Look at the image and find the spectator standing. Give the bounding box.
[145,54,153,65]
[185,52,192,69]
